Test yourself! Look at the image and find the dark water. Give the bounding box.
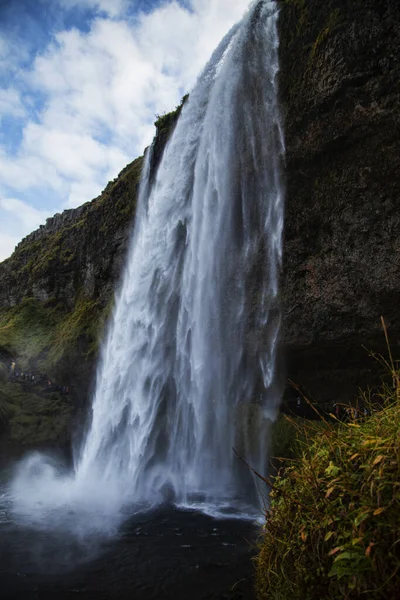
[0,504,258,600]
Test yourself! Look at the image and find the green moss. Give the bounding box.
[282,0,310,45]
[31,231,63,275]
[309,9,342,62]
[282,0,343,59]
[99,156,143,234]
[60,247,75,265]
[50,295,100,365]
[0,292,109,375]
[87,295,114,356]
[15,240,42,260]
[279,0,348,119]
[0,298,58,370]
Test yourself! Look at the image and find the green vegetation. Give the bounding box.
[31,231,63,275]
[50,295,100,365]
[98,155,143,234]
[0,155,145,376]
[0,294,100,445]
[268,413,327,461]
[0,298,58,370]
[0,381,72,445]
[309,9,341,62]
[282,0,344,44]
[154,94,189,132]
[256,349,400,600]
[0,294,106,374]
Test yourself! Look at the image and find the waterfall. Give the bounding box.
[11,0,284,527]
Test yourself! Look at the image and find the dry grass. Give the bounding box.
[255,321,400,599]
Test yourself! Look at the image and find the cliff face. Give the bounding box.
[279,0,400,401]
[0,157,142,312]
[0,157,141,450]
[0,1,399,447]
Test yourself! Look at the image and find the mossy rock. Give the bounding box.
[0,380,72,445]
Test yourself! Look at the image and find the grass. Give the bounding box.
[0,298,58,370]
[255,323,400,600]
[154,94,189,131]
[268,413,327,461]
[50,295,100,366]
[0,294,107,375]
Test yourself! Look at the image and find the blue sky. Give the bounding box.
[0,0,250,260]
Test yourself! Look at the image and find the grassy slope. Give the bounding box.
[0,295,109,374]
[256,361,400,600]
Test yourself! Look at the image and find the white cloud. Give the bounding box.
[0,197,49,231]
[0,197,51,261]
[0,0,251,260]
[0,148,64,192]
[0,234,22,263]
[0,88,26,119]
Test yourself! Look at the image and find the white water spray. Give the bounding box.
[11,0,284,529]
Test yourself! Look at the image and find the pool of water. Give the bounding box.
[0,467,259,600]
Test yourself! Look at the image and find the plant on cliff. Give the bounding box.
[0,294,108,376]
[154,94,189,132]
[0,298,57,369]
[256,340,400,599]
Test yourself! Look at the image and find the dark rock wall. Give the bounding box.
[279,0,400,401]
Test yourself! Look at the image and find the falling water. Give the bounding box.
[10,0,284,527]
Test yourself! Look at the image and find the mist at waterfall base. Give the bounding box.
[7,0,284,545]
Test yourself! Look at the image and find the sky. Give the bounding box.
[0,0,251,261]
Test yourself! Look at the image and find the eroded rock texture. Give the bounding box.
[279,0,400,401]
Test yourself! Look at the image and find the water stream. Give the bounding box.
[8,0,284,535]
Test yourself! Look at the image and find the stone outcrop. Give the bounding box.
[0,157,143,311]
[279,0,400,401]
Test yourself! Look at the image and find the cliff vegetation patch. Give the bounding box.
[256,344,400,600]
